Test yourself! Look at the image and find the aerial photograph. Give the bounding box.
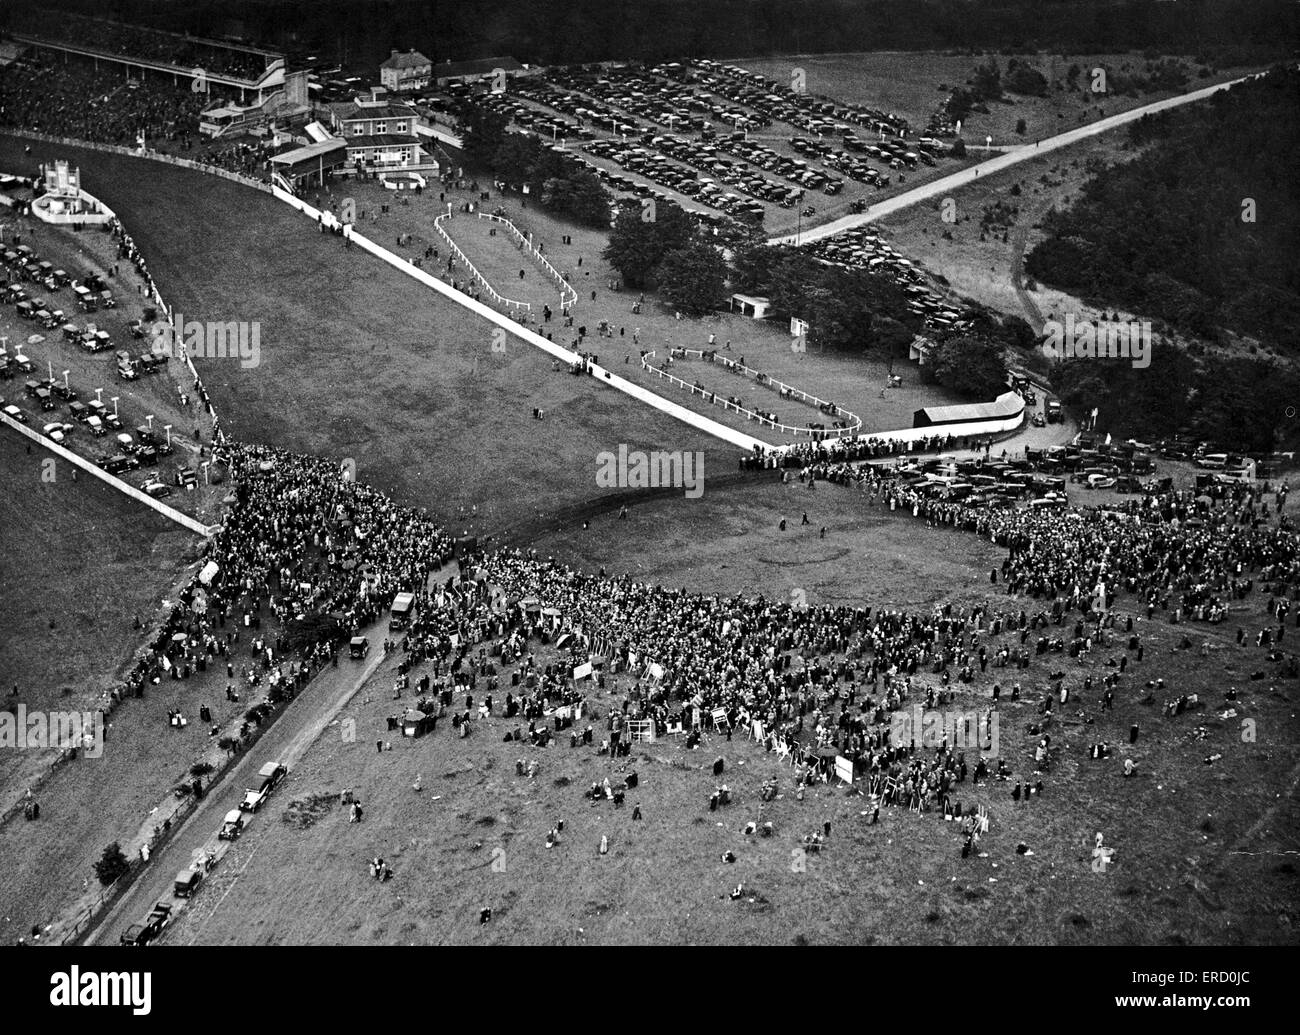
[0,0,1293,1010]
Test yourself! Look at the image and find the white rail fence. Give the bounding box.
[477,211,578,313]
[641,348,863,440]
[0,411,219,534]
[432,205,531,314]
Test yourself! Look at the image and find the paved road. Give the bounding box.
[769,70,1268,246]
[82,620,394,945]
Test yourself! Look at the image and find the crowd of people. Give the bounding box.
[9,13,271,81]
[0,61,207,149]
[0,60,279,181]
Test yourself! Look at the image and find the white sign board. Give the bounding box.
[572,662,594,681]
[835,755,854,784]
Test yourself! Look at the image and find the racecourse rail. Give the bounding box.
[477,210,578,313]
[3,127,1051,451]
[640,347,863,440]
[433,204,531,314]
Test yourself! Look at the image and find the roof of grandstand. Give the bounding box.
[270,138,347,171]
[9,10,283,85]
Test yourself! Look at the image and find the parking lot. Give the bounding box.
[0,210,220,516]
[448,59,966,239]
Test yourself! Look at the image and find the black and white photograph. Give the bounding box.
[0,0,1294,1007]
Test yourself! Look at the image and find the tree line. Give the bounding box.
[1026,66,1300,354]
[9,0,1296,73]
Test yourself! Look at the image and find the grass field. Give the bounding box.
[338,175,965,442]
[0,138,737,538]
[1,125,1297,948]
[875,130,1143,326]
[740,51,1257,146]
[161,557,1300,945]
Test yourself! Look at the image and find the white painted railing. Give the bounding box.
[641,348,863,439]
[432,205,530,314]
[0,411,219,535]
[477,211,578,313]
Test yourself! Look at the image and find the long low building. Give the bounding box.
[913,390,1024,429]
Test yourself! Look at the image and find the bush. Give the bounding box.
[93,842,130,886]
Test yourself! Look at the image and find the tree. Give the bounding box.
[1015,118,1027,135]
[94,842,130,887]
[1006,65,1049,97]
[603,201,694,288]
[189,761,214,779]
[950,138,967,158]
[765,250,824,320]
[971,59,1002,102]
[458,105,508,170]
[657,238,728,316]
[731,233,785,295]
[929,335,1010,399]
[217,735,237,757]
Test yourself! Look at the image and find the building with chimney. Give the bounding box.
[380,49,433,92]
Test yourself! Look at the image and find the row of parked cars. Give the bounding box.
[0,359,183,501]
[886,454,1070,509]
[804,224,967,330]
[690,59,915,142]
[474,63,928,226]
[120,762,287,945]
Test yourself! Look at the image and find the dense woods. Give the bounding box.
[1027,68,1300,354]
[4,1,1294,71]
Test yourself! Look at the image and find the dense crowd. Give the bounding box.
[0,62,206,147]
[85,429,1299,848]
[10,13,270,80]
[0,61,277,180]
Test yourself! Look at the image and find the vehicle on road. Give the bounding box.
[218,808,245,841]
[240,762,287,812]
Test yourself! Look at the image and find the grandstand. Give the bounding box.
[7,10,286,101]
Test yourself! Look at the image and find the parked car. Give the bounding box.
[349,636,370,658]
[173,869,203,898]
[2,404,27,423]
[99,454,139,474]
[218,808,245,841]
[142,478,171,499]
[120,901,172,946]
[240,764,286,814]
